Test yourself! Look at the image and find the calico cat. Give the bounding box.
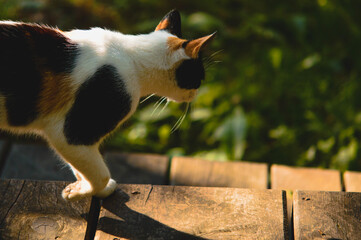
[0,10,215,201]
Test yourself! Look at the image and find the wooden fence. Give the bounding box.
[0,140,361,240]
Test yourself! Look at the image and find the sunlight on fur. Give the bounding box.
[0,9,216,201]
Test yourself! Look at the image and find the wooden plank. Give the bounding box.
[271,165,342,240]
[1,143,74,181]
[271,164,342,191]
[96,184,288,240]
[344,171,361,192]
[294,190,361,240]
[170,157,268,189]
[0,179,91,240]
[104,152,169,184]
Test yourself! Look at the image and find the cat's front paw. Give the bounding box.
[62,181,92,201]
[94,178,117,198]
[62,179,116,201]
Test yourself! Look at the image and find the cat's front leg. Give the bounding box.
[47,135,116,201]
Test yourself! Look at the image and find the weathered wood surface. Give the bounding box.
[170,157,268,189]
[293,190,361,240]
[344,171,361,192]
[271,164,342,191]
[96,184,288,240]
[0,179,91,240]
[271,164,342,240]
[104,152,169,184]
[1,143,74,181]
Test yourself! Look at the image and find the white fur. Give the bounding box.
[0,23,199,201]
[65,28,192,102]
[0,20,20,25]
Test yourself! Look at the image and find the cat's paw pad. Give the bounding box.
[62,181,91,201]
[94,178,117,198]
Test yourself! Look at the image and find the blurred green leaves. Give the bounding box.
[269,48,282,69]
[212,107,247,160]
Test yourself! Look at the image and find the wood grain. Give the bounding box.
[271,164,342,240]
[0,179,91,240]
[170,157,268,189]
[1,143,74,181]
[96,184,288,240]
[104,152,169,184]
[271,164,342,191]
[344,171,361,192]
[294,190,361,240]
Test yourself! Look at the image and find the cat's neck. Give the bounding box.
[119,31,187,98]
[66,28,187,99]
[137,66,174,98]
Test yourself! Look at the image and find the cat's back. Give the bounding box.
[0,21,79,126]
[0,21,78,73]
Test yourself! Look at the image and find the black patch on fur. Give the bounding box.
[160,9,182,38]
[64,65,132,146]
[0,23,78,126]
[175,58,205,90]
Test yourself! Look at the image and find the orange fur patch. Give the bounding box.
[184,38,206,58]
[155,19,170,31]
[185,33,217,58]
[37,72,73,115]
[167,36,187,51]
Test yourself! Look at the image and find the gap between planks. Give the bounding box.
[84,197,102,240]
[0,140,12,177]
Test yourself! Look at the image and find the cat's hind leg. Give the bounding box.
[47,134,116,201]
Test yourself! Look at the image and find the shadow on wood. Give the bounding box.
[97,189,208,240]
[96,184,288,240]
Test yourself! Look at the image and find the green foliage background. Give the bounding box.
[2,0,361,171]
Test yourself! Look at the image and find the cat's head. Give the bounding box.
[153,10,216,103]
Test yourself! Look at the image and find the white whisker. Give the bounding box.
[140,93,155,104]
[209,49,224,58]
[171,103,190,133]
[151,97,167,116]
[205,60,222,70]
[158,99,170,116]
[204,49,223,70]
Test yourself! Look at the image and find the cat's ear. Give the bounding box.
[155,9,182,38]
[184,32,217,58]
